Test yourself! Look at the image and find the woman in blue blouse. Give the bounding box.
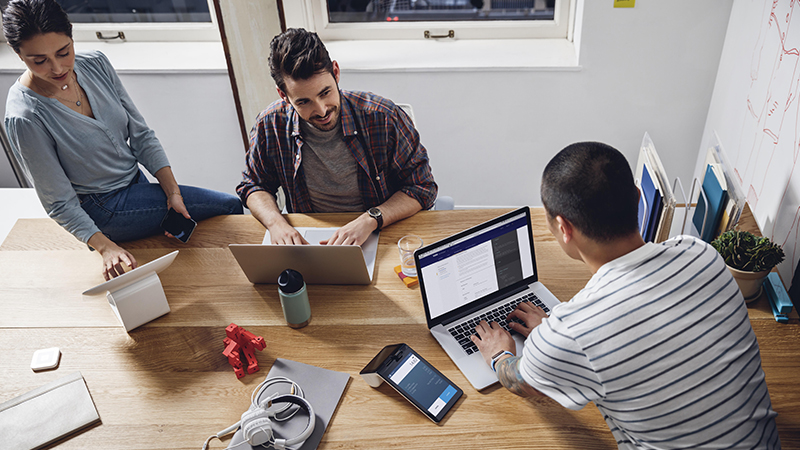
[3,0,243,280]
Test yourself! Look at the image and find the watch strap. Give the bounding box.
[369,208,383,231]
[490,350,514,372]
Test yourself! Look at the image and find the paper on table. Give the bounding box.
[263,227,380,280]
[0,372,100,450]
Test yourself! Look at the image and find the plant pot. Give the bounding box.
[727,266,770,303]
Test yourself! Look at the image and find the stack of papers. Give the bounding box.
[635,133,676,243]
[690,137,746,242]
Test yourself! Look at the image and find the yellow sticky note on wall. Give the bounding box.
[614,0,635,7]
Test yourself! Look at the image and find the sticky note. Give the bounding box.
[614,0,635,7]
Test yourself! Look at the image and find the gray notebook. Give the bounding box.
[228,358,350,450]
[0,372,100,450]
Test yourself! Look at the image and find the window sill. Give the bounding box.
[0,41,228,74]
[327,38,580,72]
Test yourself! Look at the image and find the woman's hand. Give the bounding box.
[155,166,192,238]
[167,191,191,219]
[100,244,137,280]
[88,232,138,280]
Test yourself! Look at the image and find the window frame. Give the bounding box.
[286,0,572,41]
[66,0,220,42]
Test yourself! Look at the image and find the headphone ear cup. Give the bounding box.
[242,417,273,447]
[239,407,264,427]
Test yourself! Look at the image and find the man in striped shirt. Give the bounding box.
[471,142,780,448]
[236,28,437,246]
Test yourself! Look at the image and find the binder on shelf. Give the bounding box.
[706,132,747,235]
[692,165,728,242]
[634,133,676,243]
[641,162,663,242]
[637,195,648,236]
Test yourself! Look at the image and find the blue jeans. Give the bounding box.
[79,170,243,242]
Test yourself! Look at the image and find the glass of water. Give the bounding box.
[398,235,423,277]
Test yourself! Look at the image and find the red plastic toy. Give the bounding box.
[222,323,266,378]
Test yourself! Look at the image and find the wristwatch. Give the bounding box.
[368,207,383,231]
[490,350,514,373]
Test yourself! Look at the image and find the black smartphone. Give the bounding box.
[361,344,463,423]
[160,208,196,243]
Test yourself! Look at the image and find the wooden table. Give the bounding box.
[1,209,798,449]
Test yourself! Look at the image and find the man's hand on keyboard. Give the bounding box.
[507,302,548,337]
[471,320,516,367]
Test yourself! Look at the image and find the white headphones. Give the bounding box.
[239,393,315,449]
[202,377,315,450]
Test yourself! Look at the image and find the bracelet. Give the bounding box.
[490,350,514,373]
[168,191,182,200]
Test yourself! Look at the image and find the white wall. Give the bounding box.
[697,0,800,286]
[334,1,731,208]
[0,46,244,197]
[0,1,731,214]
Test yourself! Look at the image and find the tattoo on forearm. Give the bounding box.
[496,356,540,398]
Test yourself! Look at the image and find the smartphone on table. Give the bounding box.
[160,208,196,243]
[361,343,463,423]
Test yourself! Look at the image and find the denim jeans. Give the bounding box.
[79,170,243,242]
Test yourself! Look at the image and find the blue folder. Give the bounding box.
[640,164,662,242]
[692,165,728,242]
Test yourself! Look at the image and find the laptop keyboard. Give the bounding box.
[447,293,549,355]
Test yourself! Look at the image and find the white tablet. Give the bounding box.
[82,250,179,296]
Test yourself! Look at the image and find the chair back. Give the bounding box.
[1,122,32,188]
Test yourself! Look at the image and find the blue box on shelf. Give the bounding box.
[764,272,793,315]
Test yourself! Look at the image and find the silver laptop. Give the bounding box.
[229,228,379,285]
[415,207,561,390]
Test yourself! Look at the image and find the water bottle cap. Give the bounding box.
[278,269,304,294]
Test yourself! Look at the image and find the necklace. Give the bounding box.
[30,71,82,108]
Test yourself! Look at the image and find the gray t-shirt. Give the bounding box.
[299,119,364,212]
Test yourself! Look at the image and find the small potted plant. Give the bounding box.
[711,230,785,303]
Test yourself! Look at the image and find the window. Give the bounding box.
[286,0,571,41]
[54,0,219,42]
[329,0,555,23]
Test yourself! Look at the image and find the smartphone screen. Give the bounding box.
[160,208,196,243]
[377,344,462,422]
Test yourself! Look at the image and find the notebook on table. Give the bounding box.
[0,372,100,450]
[414,207,561,390]
[229,228,379,285]
[227,358,350,450]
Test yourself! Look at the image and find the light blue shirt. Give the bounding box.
[5,50,170,243]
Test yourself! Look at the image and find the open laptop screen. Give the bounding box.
[416,209,535,322]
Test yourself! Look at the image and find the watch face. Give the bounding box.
[369,207,382,218]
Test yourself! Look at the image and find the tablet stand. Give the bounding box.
[82,251,179,333]
[106,271,170,332]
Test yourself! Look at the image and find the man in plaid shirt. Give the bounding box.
[237,28,437,246]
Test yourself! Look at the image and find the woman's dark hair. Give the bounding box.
[269,28,333,94]
[541,142,641,242]
[2,0,72,53]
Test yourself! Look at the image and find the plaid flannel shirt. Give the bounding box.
[237,90,437,213]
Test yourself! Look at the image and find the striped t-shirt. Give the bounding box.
[520,235,780,449]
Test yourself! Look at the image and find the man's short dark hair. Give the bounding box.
[269,28,334,94]
[541,142,640,242]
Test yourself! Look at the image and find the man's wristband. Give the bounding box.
[490,350,514,372]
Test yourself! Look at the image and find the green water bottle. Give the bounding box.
[278,269,311,328]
